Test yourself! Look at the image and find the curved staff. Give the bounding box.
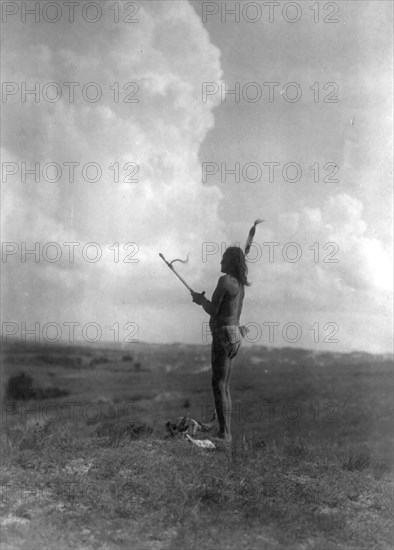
[191,220,263,442]
[158,253,194,293]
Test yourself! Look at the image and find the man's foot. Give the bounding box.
[210,433,232,444]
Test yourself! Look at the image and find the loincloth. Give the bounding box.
[210,322,248,360]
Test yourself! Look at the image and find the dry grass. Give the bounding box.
[1,342,393,549]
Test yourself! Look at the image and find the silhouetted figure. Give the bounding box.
[191,247,249,442]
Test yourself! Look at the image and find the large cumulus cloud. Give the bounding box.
[2,1,225,342]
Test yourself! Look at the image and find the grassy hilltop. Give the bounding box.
[1,340,393,549]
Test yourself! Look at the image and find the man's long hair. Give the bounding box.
[224,246,251,286]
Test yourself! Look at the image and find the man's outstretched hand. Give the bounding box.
[191,291,206,305]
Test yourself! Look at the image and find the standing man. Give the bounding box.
[191,247,250,442]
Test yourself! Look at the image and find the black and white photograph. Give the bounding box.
[1,1,393,548]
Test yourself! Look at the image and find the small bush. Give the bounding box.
[5,373,35,401]
[89,356,109,367]
[5,372,69,401]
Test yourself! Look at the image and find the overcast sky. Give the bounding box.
[2,0,393,352]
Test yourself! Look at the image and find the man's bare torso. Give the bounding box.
[210,274,244,325]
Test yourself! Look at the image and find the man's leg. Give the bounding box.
[222,329,240,438]
[211,337,232,440]
[225,356,235,433]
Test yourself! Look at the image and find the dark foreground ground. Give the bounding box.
[1,341,393,550]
